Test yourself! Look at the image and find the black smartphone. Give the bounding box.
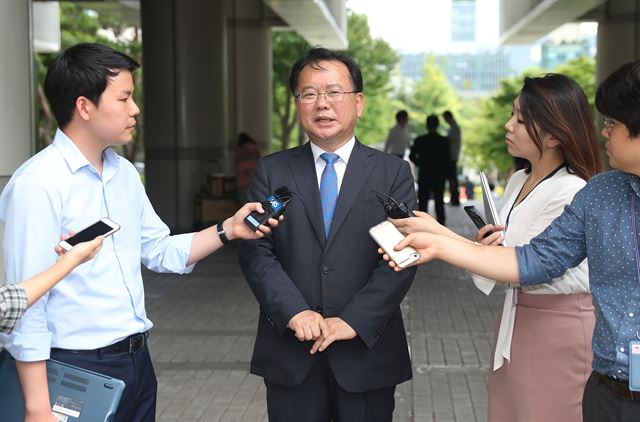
[463,206,491,238]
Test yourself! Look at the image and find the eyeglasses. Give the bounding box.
[295,90,359,104]
[603,116,617,134]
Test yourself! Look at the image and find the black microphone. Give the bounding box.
[372,191,416,219]
[244,186,294,230]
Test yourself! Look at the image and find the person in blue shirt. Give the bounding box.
[386,60,640,421]
[0,43,280,422]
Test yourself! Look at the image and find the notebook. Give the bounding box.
[0,349,125,422]
[479,172,501,226]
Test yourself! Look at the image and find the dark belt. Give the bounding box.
[596,372,640,401]
[52,332,149,355]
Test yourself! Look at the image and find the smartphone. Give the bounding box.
[58,218,120,251]
[369,220,420,269]
[464,206,492,239]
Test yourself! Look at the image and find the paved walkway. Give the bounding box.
[144,202,504,421]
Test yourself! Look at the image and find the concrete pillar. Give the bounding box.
[141,0,272,232]
[229,0,273,153]
[596,0,640,84]
[0,1,34,191]
[595,0,640,167]
[0,0,35,277]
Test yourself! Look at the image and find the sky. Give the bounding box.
[346,0,500,54]
[345,0,598,56]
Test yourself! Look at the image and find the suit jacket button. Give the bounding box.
[321,266,330,275]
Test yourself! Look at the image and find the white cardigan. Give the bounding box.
[473,167,590,370]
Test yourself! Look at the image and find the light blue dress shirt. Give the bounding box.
[516,171,640,381]
[0,129,195,361]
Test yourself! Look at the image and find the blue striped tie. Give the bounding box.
[320,152,339,238]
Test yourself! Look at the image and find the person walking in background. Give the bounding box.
[240,47,417,422]
[387,60,640,422]
[410,114,450,225]
[384,110,411,159]
[442,110,461,206]
[234,132,261,203]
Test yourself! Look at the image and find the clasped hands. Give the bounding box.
[288,310,356,354]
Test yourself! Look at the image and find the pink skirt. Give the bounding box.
[488,292,595,422]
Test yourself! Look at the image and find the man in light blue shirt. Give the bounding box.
[0,43,278,422]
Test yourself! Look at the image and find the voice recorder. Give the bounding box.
[244,186,293,230]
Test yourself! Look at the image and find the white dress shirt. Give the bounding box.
[447,123,461,161]
[310,137,355,191]
[472,168,590,371]
[384,125,411,157]
[0,129,195,361]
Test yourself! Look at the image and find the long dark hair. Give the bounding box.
[518,73,602,180]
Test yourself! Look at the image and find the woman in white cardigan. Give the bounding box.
[391,74,603,421]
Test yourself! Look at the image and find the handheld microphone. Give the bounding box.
[372,191,416,219]
[244,186,294,230]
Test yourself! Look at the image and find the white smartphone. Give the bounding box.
[369,220,420,269]
[58,218,120,251]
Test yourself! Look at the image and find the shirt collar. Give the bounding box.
[310,136,356,165]
[628,172,640,198]
[52,128,120,177]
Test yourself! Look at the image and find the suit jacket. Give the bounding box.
[239,139,417,393]
[409,132,450,179]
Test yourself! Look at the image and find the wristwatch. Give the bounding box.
[216,222,231,244]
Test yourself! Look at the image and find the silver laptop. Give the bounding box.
[0,350,125,422]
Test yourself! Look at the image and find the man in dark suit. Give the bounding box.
[239,48,417,421]
[409,114,451,225]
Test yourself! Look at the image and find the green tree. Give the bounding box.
[407,55,460,136]
[463,56,596,178]
[271,11,398,150]
[463,71,534,176]
[344,12,398,145]
[271,31,310,151]
[36,2,143,162]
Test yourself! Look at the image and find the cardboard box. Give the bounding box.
[196,198,238,223]
[207,173,236,198]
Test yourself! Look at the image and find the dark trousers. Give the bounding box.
[50,342,157,422]
[583,371,640,422]
[447,160,459,205]
[417,175,446,225]
[265,355,395,422]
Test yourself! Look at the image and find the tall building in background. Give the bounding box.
[432,0,512,97]
[541,40,590,69]
[392,0,595,97]
[451,0,476,42]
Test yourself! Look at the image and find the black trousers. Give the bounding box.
[50,341,157,422]
[447,160,460,205]
[417,175,446,225]
[265,354,396,422]
[583,371,640,422]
